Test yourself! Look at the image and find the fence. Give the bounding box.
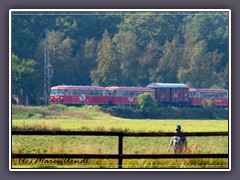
[12,131,229,168]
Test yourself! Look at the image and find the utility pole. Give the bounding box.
[44,28,53,105]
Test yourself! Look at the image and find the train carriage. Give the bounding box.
[106,86,155,105]
[147,83,189,106]
[50,85,155,105]
[50,85,108,105]
[189,88,228,107]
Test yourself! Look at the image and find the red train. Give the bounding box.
[50,85,155,105]
[189,88,228,107]
[50,83,228,107]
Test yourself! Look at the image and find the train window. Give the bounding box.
[66,89,72,95]
[89,90,103,96]
[214,92,228,98]
[72,90,89,96]
[199,92,204,98]
[97,90,103,96]
[89,90,94,96]
[72,90,79,96]
[204,93,212,98]
[189,92,200,98]
[108,91,115,96]
[196,92,228,98]
[122,91,130,96]
[57,89,67,95]
[189,92,194,97]
[135,91,141,96]
[51,89,58,95]
[129,91,135,96]
[89,90,95,96]
[99,90,104,96]
[103,90,108,96]
[115,91,121,96]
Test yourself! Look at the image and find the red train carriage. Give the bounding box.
[50,85,108,105]
[50,85,155,105]
[189,88,228,107]
[106,86,155,105]
[147,83,189,106]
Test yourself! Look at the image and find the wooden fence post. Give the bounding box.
[118,133,123,168]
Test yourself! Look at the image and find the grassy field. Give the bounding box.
[11,105,229,169]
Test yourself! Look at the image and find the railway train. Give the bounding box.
[49,83,228,107]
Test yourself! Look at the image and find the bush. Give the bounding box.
[202,99,216,110]
[137,92,158,118]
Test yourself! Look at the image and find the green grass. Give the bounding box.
[11,105,229,169]
[12,118,228,132]
[12,104,228,132]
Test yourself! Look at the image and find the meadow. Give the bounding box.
[11,105,229,169]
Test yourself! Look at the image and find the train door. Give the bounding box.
[107,90,114,105]
[154,88,166,106]
[160,88,165,103]
[155,88,161,101]
[66,89,73,104]
[162,88,170,105]
[158,88,167,105]
[170,88,180,104]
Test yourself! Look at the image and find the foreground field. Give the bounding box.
[11,105,229,169]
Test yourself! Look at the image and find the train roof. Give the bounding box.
[51,85,154,91]
[106,86,154,91]
[189,88,228,93]
[51,85,106,90]
[147,83,189,88]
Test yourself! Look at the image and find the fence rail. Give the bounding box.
[12,131,229,168]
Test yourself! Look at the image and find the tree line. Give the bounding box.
[11,11,229,105]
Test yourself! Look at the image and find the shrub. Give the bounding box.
[202,99,216,110]
[137,93,158,118]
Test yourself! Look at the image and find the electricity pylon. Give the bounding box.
[44,28,53,105]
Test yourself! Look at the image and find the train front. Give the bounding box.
[49,85,69,104]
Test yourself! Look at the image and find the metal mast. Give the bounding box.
[44,28,52,105]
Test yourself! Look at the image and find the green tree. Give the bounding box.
[138,40,160,86]
[12,54,37,105]
[112,31,139,86]
[91,30,121,86]
[137,92,158,117]
[155,37,184,83]
[118,13,184,51]
[75,38,98,85]
[182,14,229,88]
[178,40,222,88]
[37,31,76,85]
